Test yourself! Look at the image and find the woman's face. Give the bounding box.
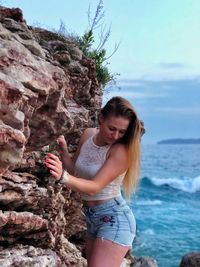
[99,115,130,145]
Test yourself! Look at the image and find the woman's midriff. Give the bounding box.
[82,198,112,207]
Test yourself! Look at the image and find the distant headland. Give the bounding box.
[157,138,200,144]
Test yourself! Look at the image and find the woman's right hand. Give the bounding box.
[45,153,63,181]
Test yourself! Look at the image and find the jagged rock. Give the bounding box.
[0,210,48,244]
[0,6,99,265]
[0,123,26,168]
[121,258,132,267]
[59,236,87,266]
[0,170,48,210]
[0,6,100,156]
[179,252,200,267]
[0,7,24,22]
[0,168,86,245]
[130,256,158,267]
[0,245,62,267]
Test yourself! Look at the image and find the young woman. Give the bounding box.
[45,96,143,267]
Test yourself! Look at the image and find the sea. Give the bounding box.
[130,144,200,267]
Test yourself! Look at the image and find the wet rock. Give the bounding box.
[179,252,200,267]
[130,256,158,267]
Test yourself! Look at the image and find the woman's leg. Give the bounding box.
[88,237,130,267]
[85,238,95,264]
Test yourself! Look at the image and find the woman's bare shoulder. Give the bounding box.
[105,143,128,169]
[111,143,127,152]
[108,143,128,158]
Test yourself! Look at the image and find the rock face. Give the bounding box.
[130,256,158,267]
[0,6,101,266]
[179,252,200,267]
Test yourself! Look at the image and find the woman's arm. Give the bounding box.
[57,135,74,174]
[45,144,128,195]
[57,129,95,175]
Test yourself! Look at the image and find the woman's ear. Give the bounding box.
[98,113,103,125]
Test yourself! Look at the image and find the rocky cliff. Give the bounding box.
[0,6,102,266]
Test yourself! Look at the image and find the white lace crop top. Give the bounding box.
[74,134,124,201]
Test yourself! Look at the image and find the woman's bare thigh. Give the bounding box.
[88,237,130,267]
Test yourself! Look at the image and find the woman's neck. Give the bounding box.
[94,132,108,147]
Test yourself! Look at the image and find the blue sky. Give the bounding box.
[4,0,200,143]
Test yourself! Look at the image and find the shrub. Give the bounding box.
[55,1,119,91]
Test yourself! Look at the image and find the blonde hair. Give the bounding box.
[101,96,142,198]
[123,119,141,198]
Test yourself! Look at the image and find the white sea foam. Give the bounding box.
[143,229,155,235]
[143,175,200,193]
[191,176,200,192]
[136,199,162,206]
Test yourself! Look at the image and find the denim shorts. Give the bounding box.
[83,195,136,247]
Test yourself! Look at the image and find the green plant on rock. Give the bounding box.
[54,0,119,90]
[89,48,117,89]
[77,0,120,90]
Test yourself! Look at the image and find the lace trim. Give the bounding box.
[77,135,111,166]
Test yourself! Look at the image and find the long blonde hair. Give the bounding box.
[101,96,142,198]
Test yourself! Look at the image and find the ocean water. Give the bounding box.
[131,144,200,267]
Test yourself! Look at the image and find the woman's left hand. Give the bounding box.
[45,153,63,180]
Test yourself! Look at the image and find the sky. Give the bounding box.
[3,0,200,143]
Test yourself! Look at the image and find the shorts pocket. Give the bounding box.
[111,202,126,212]
[123,209,136,234]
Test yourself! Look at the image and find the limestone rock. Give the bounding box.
[0,123,26,168]
[121,258,132,267]
[179,252,200,267]
[0,5,100,159]
[130,256,158,267]
[0,245,62,267]
[0,6,99,266]
[0,7,24,22]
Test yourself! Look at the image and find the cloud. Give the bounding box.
[117,80,143,87]
[104,76,200,117]
[158,62,186,69]
[119,64,200,82]
[117,75,200,90]
[103,90,167,103]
